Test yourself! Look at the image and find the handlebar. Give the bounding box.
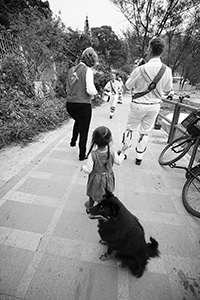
[166,91,191,102]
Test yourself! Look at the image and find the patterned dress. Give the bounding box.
[86,150,115,202]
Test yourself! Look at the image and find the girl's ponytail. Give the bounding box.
[104,143,111,169]
[107,144,110,161]
[86,141,95,158]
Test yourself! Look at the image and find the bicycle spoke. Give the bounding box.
[159,136,192,166]
[172,141,189,153]
[182,172,200,217]
[187,179,200,207]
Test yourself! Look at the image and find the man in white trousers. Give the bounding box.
[123,37,173,165]
[104,73,121,119]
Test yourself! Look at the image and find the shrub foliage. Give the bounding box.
[0,54,103,149]
[0,85,69,148]
[0,84,103,149]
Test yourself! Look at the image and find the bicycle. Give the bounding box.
[158,108,200,218]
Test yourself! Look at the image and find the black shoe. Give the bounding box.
[70,141,76,147]
[79,156,87,161]
[135,159,142,165]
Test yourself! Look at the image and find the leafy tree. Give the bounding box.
[111,0,200,88]
[0,1,10,29]
[9,8,71,81]
[64,28,92,64]
[0,0,51,28]
[161,4,200,85]
[177,12,200,85]
[110,0,200,59]
[91,25,127,68]
[1,53,34,97]
[122,29,143,65]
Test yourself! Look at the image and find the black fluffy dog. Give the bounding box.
[87,190,160,278]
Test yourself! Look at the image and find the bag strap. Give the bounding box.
[132,64,166,100]
[110,81,116,94]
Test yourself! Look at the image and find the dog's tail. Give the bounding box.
[147,236,160,258]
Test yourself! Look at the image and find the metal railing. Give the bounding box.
[156,98,200,166]
[158,98,197,143]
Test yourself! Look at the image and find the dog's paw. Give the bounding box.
[99,253,109,261]
[99,239,107,245]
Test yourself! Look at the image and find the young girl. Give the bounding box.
[81,126,127,210]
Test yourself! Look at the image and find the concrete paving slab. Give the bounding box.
[129,271,174,300]
[147,193,178,214]
[0,246,34,296]
[0,200,31,228]
[163,254,200,300]
[25,255,118,300]
[35,158,78,177]
[17,177,68,198]
[53,211,98,244]
[124,190,151,211]
[153,223,199,258]
[14,205,56,234]
[5,191,37,204]
[3,229,43,251]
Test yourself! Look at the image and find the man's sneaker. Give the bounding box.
[135,158,142,165]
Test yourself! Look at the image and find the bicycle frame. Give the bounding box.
[170,164,200,182]
[186,166,200,183]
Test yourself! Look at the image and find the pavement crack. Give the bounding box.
[36,237,43,252]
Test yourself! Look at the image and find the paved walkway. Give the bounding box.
[0,95,200,300]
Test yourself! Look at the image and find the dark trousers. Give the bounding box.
[66,102,92,159]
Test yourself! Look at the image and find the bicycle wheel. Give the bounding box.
[158,136,193,166]
[182,167,200,218]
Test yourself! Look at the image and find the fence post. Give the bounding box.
[167,103,181,143]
